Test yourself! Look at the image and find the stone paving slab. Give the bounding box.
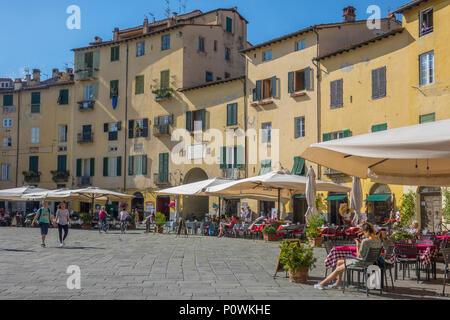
[0,227,449,300]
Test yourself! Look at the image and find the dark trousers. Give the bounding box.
[58,224,69,243]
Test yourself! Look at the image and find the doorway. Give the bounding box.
[420,187,442,232]
[182,168,209,220]
[292,195,307,224]
[157,196,171,220]
[132,192,144,222]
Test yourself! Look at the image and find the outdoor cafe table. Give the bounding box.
[436,234,450,240]
[324,246,358,269]
[394,243,437,266]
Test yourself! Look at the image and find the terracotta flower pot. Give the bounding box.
[263,233,279,242]
[289,267,309,283]
[308,237,322,247]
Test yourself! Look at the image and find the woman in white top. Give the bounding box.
[56,202,71,247]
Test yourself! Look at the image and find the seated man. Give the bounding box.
[217,216,240,238]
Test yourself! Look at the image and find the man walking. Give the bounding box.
[31,201,56,248]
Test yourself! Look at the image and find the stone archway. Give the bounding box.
[182,168,209,220]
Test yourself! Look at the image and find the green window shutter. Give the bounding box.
[201,109,206,131]
[379,67,386,98]
[60,89,69,104]
[128,156,134,176]
[142,155,147,175]
[31,92,40,104]
[75,53,85,71]
[104,123,109,132]
[154,116,160,126]
[186,111,192,131]
[292,157,299,174]
[371,123,387,132]
[110,47,119,62]
[220,147,227,169]
[90,158,95,176]
[288,72,295,93]
[135,76,144,94]
[168,114,174,125]
[235,145,244,169]
[116,157,122,176]
[158,153,164,180]
[92,82,99,100]
[342,129,351,138]
[93,51,100,68]
[110,80,118,98]
[103,157,109,177]
[128,120,134,138]
[420,113,435,124]
[323,133,330,142]
[372,69,378,99]
[3,95,13,107]
[330,81,336,108]
[304,67,311,90]
[158,153,169,182]
[270,76,277,98]
[292,157,305,175]
[227,104,237,126]
[29,156,39,173]
[57,155,67,172]
[161,70,169,89]
[76,159,82,177]
[337,79,343,107]
[142,118,149,137]
[226,17,232,33]
[255,80,262,101]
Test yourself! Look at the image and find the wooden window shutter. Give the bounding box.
[220,147,227,169]
[154,116,160,127]
[103,157,109,177]
[168,114,174,125]
[201,109,206,131]
[288,72,295,93]
[128,156,134,176]
[292,157,300,174]
[117,121,122,131]
[255,80,262,101]
[235,145,244,169]
[142,118,149,137]
[337,79,343,107]
[104,123,109,132]
[3,95,13,106]
[76,159,82,177]
[93,51,100,68]
[116,157,122,176]
[90,158,95,176]
[142,155,147,175]
[323,133,330,142]
[270,76,277,98]
[92,82,99,100]
[161,70,169,89]
[304,67,311,90]
[31,92,40,104]
[379,67,386,98]
[186,111,192,131]
[343,129,351,138]
[128,120,134,138]
[372,69,378,99]
[233,104,238,125]
[158,153,164,179]
[75,53,85,71]
[330,81,336,108]
[226,104,232,126]
[58,155,67,172]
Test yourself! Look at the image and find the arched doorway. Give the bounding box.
[132,192,144,222]
[367,184,392,225]
[182,168,209,220]
[419,187,442,232]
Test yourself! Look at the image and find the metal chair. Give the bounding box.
[343,246,383,296]
[324,241,335,277]
[394,243,419,282]
[442,248,450,296]
[380,243,395,291]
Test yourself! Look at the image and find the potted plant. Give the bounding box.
[389,231,414,243]
[262,224,279,241]
[127,212,137,230]
[155,212,166,233]
[80,213,93,230]
[306,214,326,247]
[279,240,316,283]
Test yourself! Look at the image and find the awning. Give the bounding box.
[365,194,391,202]
[325,195,347,201]
[293,194,306,199]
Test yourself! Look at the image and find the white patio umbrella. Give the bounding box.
[349,177,363,226]
[0,186,49,201]
[304,167,318,221]
[301,119,450,186]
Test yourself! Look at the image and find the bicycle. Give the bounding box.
[98,218,109,233]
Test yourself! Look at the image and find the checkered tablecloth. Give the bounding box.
[394,244,437,266]
[324,246,357,269]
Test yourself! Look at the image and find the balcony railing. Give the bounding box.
[77,176,91,186]
[153,124,171,137]
[154,173,170,186]
[152,88,173,101]
[23,171,41,183]
[222,168,243,180]
[77,132,94,143]
[51,170,70,183]
[75,68,99,81]
[78,100,95,111]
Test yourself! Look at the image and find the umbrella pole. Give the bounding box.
[218,197,221,219]
[277,188,281,220]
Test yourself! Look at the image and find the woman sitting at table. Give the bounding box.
[407,220,420,237]
[314,222,382,290]
[217,216,240,238]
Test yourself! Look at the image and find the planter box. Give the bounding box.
[81,225,93,230]
[263,233,279,242]
[308,237,323,247]
[289,267,309,283]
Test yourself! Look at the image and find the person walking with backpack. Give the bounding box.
[55,202,71,247]
[119,204,130,234]
[31,201,56,248]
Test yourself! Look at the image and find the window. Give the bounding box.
[135,75,144,94]
[420,8,433,36]
[3,137,11,147]
[110,80,119,98]
[76,158,95,177]
[57,89,69,105]
[419,51,434,86]
[57,155,67,172]
[162,34,171,50]
[107,122,119,141]
[84,83,98,100]
[111,46,120,61]
[322,129,350,142]
[137,41,145,56]
[224,72,230,79]
[226,17,233,33]
[225,47,231,61]
[253,77,277,101]
[3,118,12,128]
[160,70,170,89]
[31,92,40,113]
[58,146,67,152]
[220,145,243,169]
[198,37,205,52]
[330,79,343,109]
[76,51,99,71]
[295,117,305,138]
[158,153,169,183]
[288,68,311,93]
[258,159,272,175]
[3,94,13,107]
[296,40,306,51]
[31,127,39,144]
[262,122,272,143]
[420,113,435,124]
[226,103,238,126]
[186,109,206,132]
[262,50,272,61]
[371,123,387,132]
[128,119,149,138]
[206,72,213,82]
[103,156,122,177]
[29,156,39,173]
[58,125,68,143]
[214,40,218,52]
[1,164,10,181]
[372,67,386,99]
[128,155,147,176]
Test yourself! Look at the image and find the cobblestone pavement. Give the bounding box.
[0,227,448,300]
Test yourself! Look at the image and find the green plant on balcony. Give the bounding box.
[152,87,173,101]
[22,171,41,181]
[51,170,70,182]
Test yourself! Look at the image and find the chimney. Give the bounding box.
[14,78,23,90]
[25,74,31,86]
[32,69,40,83]
[343,6,356,23]
[113,27,120,41]
[52,68,59,79]
[143,17,149,34]
[66,68,74,81]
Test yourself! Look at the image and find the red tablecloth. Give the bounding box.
[395,244,437,266]
[436,234,450,240]
[324,246,357,269]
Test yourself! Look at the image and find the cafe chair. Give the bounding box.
[380,243,395,291]
[442,248,450,296]
[394,244,419,282]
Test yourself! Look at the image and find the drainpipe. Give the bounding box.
[123,43,129,191]
[15,90,20,187]
[240,52,248,179]
[312,27,322,180]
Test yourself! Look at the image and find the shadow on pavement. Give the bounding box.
[0,248,35,253]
